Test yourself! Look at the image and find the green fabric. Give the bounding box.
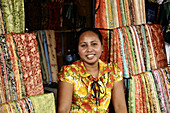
[29,93,56,113]
[128,76,136,113]
[1,0,25,33]
[141,25,151,71]
[140,73,151,113]
[126,27,138,74]
[121,27,132,77]
[119,0,126,26]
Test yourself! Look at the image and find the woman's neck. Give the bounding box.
[83,62,99,78]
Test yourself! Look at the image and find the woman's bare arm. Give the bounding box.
[112,80,127,113]
[57,81,73,113]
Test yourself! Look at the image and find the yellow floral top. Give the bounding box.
[58,59,123,113]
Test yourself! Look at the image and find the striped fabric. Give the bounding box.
[95,0,146,29]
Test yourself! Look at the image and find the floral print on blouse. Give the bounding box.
[58,59,123,113]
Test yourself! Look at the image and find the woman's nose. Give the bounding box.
[86,45,93,52]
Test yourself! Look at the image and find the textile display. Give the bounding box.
[0,93,56,113]
[0,6,5,35]
[147,24,168,68]
[128,67,170,113]
[35,31,49,84]
[95,0,146,29]
[110,24,168,78]
[0,97,34,113]
[5,34,26,100]
[29,93,56,113]
[42,30,53,84]
[34,30,59,84]
[45,30,58,82]
[100,30,109,63]
[0,33,44,104]
[95,0,109,63]
[0,0,25,33]
[0,36,17,102]
[12,32,44,96]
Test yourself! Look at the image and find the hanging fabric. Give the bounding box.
[11,32,44,96]
[0,0,25,33]
[45,30,58,82]
[4,34,26,100]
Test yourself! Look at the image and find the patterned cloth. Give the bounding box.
[0,35,17,102]
[147,24,168,68]
[4,34,26,100]
[58,59,123,112]
[35,31,49,84]
[29,93,56,113]
[12,32,44,96]
[129,66,170,113]
[128,76,136,113]
[0,5,5,34]
[45,30,58,82]
[100,0,146,29]
[0,46,6,104]
[1,0,25,33]
[0,97,34,113]
[42,30,52,84]
[0,93,55,113]
[95,0,109,63]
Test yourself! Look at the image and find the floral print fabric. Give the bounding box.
[58,59,123,112]
[12,32,44,96]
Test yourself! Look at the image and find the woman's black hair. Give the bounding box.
[76,28,103,46]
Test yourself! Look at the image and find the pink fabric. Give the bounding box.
[154,70,167,113]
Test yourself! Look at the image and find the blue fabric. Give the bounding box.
[118,29,129,78]
[42,30,52,84]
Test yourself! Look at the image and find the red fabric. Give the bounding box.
[147,24,168,68]
[122,27,135,76]
[116,0,122,27]
[12,33,44,96]
[95,0,108,63]
[114,29,124,75]
[134,75,143,113]
[100,30,109,63]
[138,75,147,113]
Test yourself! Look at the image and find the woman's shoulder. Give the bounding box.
[99,60,118,69]
[59,60,81,75]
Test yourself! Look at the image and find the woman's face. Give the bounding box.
[78,31,103,65]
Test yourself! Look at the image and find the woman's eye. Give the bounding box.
[81,44,86,47]
[92,43,97,45]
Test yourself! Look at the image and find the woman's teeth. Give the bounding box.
[87,54,94,58]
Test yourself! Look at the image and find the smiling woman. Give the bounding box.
[57,28,127,113]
